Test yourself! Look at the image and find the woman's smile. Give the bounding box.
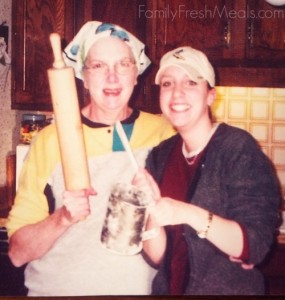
[103,88,122,97]
[170,103,191,113]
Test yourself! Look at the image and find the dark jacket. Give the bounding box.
[146,123,281,295]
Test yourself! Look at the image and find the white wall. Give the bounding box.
[0,0,22,185]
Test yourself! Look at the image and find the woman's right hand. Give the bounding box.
[132,169,182,226]
[151,196,188,227]
[132,168,161,203]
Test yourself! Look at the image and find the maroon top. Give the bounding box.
[158,137,248,294]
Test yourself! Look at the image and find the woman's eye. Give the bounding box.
[160,81,172,87]
[92,62,104,70]
[185,80,197,86]
[120,61,130,67]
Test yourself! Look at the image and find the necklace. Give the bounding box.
[184,153,200,165]
[182,123,220,166]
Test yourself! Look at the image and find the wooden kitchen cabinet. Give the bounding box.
[11,0,285,111]
[219,0,285,87]
[11,0,93,111]
[144,0,239,112]
[11,0,150,111]
[260,237,285,295]
[247,0,285,65]
[145,0,285,91]
[145,0,236,63]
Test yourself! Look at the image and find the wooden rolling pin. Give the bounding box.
[47,33,90,190]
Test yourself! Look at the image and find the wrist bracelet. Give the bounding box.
[197,211,213,239]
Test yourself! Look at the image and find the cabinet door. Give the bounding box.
[92,0,146,42]
[146,0,285,88]
[147,0,237,64]
[219,0,285,87]
[12,0,92,110]
[145,0,239,112]
[246,0,285,66]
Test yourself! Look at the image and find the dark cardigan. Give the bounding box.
[146,123,281,295]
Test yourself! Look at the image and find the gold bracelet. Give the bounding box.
[197,211,213,239]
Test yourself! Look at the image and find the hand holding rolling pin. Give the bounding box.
[61,189,96,225]
[48,33,96,223]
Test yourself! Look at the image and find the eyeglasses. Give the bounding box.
[83,57,136,75]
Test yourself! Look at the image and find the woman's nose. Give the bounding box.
[173,83,183,97]
[106,66,119,82]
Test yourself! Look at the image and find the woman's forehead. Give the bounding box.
[160,66,189,78]
[86,37,133,62]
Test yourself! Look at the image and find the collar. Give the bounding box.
[81,109,140,128]
[182,123,220,159]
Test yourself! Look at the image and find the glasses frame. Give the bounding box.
[83,57,136,75]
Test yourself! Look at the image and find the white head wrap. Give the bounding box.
[63,21,151,80]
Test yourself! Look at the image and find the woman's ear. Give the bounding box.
[134,70,139,86]
[82,72,89,89]
[207,88,216,106]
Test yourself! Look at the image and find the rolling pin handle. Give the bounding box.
[49,33,66,69]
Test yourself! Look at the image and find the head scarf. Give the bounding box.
[63,21,151,80]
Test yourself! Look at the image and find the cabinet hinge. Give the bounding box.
[224,20,231,48]
[154,33,157,46]
[247,19,254,48]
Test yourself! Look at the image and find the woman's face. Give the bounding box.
[83,37,138,114]
[158,66,215,132]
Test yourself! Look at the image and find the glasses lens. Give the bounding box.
[84,58,135,75]
[85,61,108,73]
[116,58,135,74]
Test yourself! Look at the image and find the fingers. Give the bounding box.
[63,187,97,198]
[148,197,175,227]
[132,168,161,202]
[132,168,148,186]
[61,188,96,224]
[142,170,161,201]
[229,256,254,270]
[241,263,254,270]
[229,256,240,263]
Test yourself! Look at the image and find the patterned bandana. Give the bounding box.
[63,21,151,80]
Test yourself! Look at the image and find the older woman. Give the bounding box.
[6,21,174,296]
